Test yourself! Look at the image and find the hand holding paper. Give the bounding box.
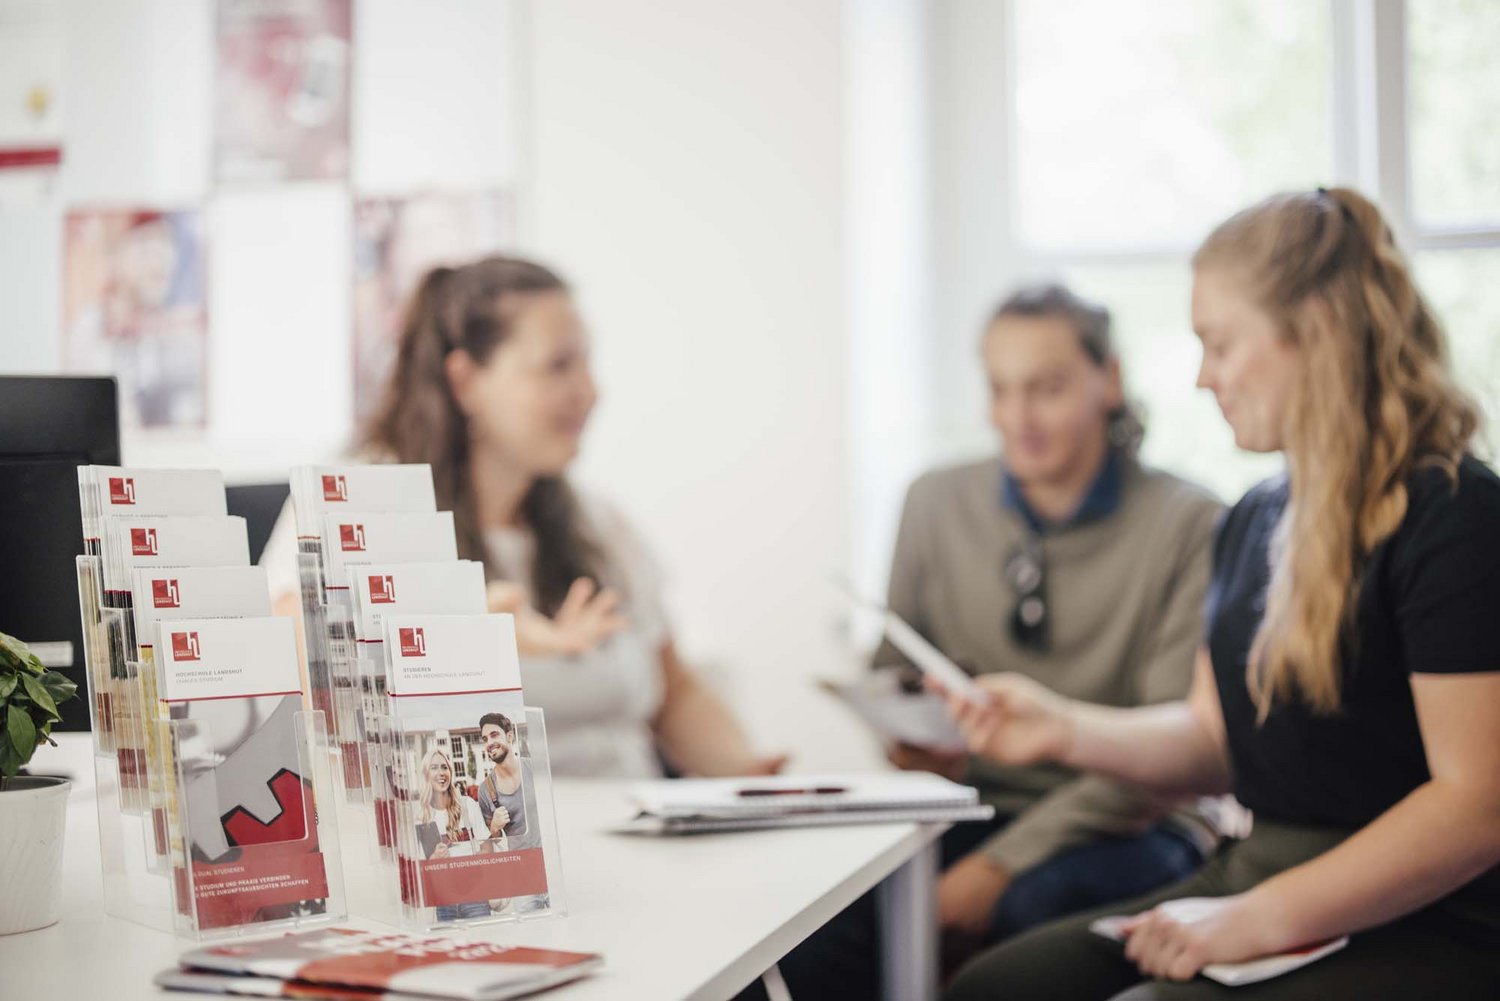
[946,673,1076,767]
[1091,896,1348,986]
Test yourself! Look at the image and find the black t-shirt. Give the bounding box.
[1207,455,1500,829]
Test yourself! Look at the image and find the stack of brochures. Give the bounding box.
[619,772,995,834]
[76,465,346,936]
[287,464,566,930]
[156,927,602,1000]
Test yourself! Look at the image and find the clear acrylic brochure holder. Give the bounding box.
[79,555,349,939]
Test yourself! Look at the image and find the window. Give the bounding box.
[1014,0,1331,253]
[991,0,1500,502]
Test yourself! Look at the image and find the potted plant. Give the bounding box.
[0,631,78,935]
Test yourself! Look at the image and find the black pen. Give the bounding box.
[737,786,847,797]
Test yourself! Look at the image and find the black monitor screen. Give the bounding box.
[0,376,120,732]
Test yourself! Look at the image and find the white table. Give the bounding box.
[2,735,944,1001]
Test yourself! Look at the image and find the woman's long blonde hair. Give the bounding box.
[420,746,465,837]
[1194,187,1479,717]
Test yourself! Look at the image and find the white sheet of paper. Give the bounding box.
[822,669,966,749]
[1090,898,1349,987]
[831,575,988,704]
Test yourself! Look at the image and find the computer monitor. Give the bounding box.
[226,481,290,564]
[0,375,120,732]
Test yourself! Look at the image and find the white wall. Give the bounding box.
[529,0,880,769]
[0,0,524,480]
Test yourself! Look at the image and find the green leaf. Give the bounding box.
[21,674,57,720]
[41,672,77,705]
[0,631,28,665]
[0,740,21,779]
[23,653,46,676]
[0,675,17,700]
[7,704,36,767]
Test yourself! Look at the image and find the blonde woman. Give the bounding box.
[944,188,1500,1000]
[417,744,501,921]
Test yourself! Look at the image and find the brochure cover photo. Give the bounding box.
[383,615,547,923]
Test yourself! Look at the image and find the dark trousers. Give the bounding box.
[946,821,1500,1001]
[749,817,1205,1001]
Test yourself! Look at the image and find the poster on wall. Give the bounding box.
[352,191,515,421]
[214,0,352,183]
[0,0,64,207]
[62,209,208,429]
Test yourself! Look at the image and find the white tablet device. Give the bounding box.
[834,577,989,705]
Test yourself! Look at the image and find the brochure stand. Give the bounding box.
[375,706,567,932]
[78,555,350,939]
[287,464,444,802]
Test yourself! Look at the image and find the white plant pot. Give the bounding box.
[0,775,70,935]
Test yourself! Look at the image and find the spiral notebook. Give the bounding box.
[619,772,994,834]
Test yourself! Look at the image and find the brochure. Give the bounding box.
[619,771,995,834]
[80,466,227,554]
[99,515,250,802]
[381,614,546,923]
[344,561,488,847]
[287,463,440,747]
[318,513,458,598]
[165,928,601,1000]
[157,617,332,931]
[819,668,966,751]
[131,565,274,856]
[314,512,458,784]
[289,465,437,542]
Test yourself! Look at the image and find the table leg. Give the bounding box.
[878,839,938,1001]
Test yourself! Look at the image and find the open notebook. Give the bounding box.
[618,772,995,834]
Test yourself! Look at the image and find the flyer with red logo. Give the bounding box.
[163,927,601,1000]
[156,617,334,931]
[130,566,272,651]
[288,465,437,540]
[380,614,544,924]
[79,466,227,548]
[347,562,487,649]
[318,513,457,599]
[102,516,250,596]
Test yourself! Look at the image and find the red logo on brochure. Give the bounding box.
[171,631,201,662]
[322,474,348,502]
[398,627,426,657]
[108,476,136,505]
[339,523,366,552]
[368,574,396,604]
[131,527,159,556]
[151,578,181,608]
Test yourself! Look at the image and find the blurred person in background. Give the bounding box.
[765,284,1223,1000]
[265,256,783,779]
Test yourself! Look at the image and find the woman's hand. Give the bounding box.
[486,577,628,657]
[944,673,1076,767]
[431,841,451,859]
[1120,893,1289,981]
